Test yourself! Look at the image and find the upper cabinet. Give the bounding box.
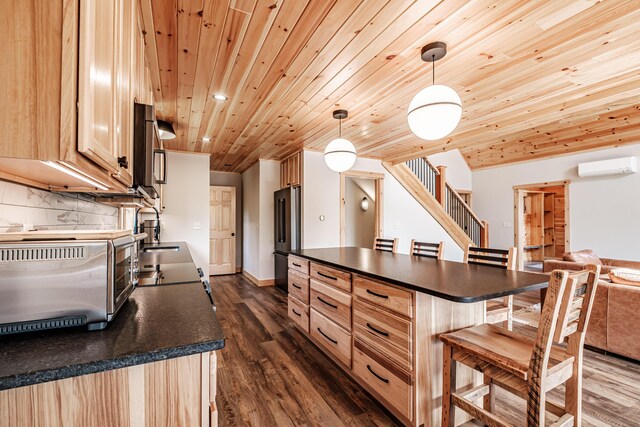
[0,0,153,193]
[280,152,302,188]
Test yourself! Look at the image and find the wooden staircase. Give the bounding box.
[382,158,488,249]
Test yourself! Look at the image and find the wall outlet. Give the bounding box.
[192,222,201,230]
[503,221,512,228]
[394,222,400,230]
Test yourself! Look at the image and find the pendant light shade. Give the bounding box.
[408,85,462,140]
[407,42,462,140]
[157,120,176,140]
[324,110,357,172]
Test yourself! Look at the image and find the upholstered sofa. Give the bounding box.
[543,250,640,361]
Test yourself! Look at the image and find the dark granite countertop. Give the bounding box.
[291,247,548,303]
[0,241,225,391]
[138,241,202,286]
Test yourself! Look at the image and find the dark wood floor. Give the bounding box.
[211,274,640,427]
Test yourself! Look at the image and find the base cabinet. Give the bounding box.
[0,351,218,427]
[288,256,484,427]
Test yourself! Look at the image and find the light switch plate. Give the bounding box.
[193,222,202,230]
[503,221,512,228]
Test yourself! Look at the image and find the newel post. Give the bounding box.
[435,165,447,206]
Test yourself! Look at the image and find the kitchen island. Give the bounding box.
[287,247,547,427]
[0,242,224,426]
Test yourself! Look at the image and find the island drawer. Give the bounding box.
[288,256,309,275]
[310,308,352,367]
[310,262,352,292]
[288,296,309,333]
[353,300,412,372]
[288,269,310,304]
[353,275,413,318]
[353,340,413,421]
[310,278,352,331]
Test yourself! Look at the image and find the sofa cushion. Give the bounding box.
[563,249,603,266]
[607,283,640,361]
[584,284,608,350]
[609,268,640,286]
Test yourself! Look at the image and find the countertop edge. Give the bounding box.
[291,251,549,303]
[0,337,225,391]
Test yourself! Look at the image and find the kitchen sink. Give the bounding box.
[142,245,180,252]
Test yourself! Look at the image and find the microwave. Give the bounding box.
[133,103,167,199]
[0,233,146,335]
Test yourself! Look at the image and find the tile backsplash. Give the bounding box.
[0,180,119,233]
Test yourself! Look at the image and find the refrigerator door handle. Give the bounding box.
[279,199,286,243]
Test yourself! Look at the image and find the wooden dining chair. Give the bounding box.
[373,237,398,253]
[410,239,444,260]
[464,244,517,329]
[440,266,600,427]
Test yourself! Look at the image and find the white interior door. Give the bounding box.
[210,186,236,275]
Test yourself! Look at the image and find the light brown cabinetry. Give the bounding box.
[288,255,483,426]
[0,0,154,192]
[287,255,311,332]
[0,351,218,427]
[280,151,302,188]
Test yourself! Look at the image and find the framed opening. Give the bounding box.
[340,171,384,248]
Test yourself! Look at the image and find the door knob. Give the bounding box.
[231,233,235,236]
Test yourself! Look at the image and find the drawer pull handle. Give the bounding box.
[317,271,337,281]
[293,262,302,267]
[291,283,302,290]
[291,308,302,317]
[367,365,389,384]
[366,289,389,299]
[317,296,338,309]
[366,323,389,337]
[317,327,338,344]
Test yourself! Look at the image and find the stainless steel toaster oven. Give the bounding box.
[0,233,145,335]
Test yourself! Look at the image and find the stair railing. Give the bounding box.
[405,157,488,247]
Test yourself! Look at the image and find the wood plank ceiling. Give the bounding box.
[139,0,640,172]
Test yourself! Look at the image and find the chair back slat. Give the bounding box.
[410,240,444,259]
[464,245,516,271]
[374,237,398,254]
[552,267,599,343]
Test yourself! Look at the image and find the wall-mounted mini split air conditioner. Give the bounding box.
[577,156,638,178]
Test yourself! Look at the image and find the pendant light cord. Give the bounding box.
[432,54,435,85]
[339,117,342,138]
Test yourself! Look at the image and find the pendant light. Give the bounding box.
[407,42,462,140]
[157,120,176,140]
[324,109,357,172]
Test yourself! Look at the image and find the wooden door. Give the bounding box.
[210,186,236,275]
[77,0,120,173]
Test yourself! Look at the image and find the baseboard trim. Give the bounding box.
[235,267,242,274]
[242,270,275,287]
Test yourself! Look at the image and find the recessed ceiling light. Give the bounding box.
[202,137,211,142]
[212,94,228,101]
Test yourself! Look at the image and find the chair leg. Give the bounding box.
[526,389,546,427]
[442,343,457,427]
[483,375,495,413]
[565,339,583,426]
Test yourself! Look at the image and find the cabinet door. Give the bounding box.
[113,0,135,186]
[77,0,120,173]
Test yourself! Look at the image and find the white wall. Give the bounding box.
[427,149,472,191]
[241,160,280,281]
[302,151,464,261]
[258,160,281,279]
[242,162,260,278]
[160,151,211,276]
[473,144,640,260]
[211,171,242,269]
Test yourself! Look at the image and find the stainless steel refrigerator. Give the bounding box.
[274,187,301,292]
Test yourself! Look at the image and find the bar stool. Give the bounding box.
[410,239,444,260]
[373,237,398,253]
[440,266,600,426]
[464,244,517,330]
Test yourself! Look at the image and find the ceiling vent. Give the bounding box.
[578,156,637,178]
